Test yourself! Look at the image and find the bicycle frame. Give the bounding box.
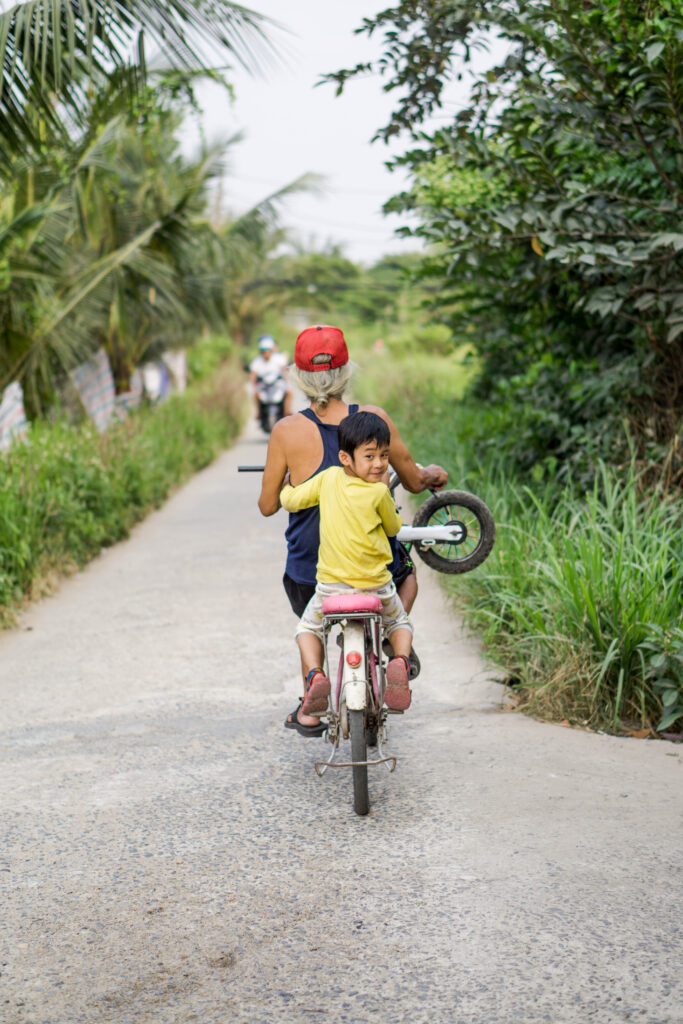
[314,607,397,779]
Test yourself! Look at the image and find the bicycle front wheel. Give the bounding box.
[349,709,369,816]
[413,489,495,574]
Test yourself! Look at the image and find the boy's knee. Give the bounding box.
[295,624,323,643]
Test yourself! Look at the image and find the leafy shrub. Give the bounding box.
[187,333,235,383]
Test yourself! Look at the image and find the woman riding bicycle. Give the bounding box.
[257,324,448,734]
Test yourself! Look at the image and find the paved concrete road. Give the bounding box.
[1,422,681,1024]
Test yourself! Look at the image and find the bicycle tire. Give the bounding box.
[412,489,495,574]
[349,709,369,816]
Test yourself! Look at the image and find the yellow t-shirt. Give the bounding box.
[280,466,401,588]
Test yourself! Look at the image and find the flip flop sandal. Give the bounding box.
[284,702,327,738]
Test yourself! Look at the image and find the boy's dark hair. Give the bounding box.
[338,410,390,455]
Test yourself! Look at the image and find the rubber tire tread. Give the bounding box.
[349,709,369,816]
[413,489,495,575]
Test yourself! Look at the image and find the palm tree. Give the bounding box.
[0,0,276,166]
[0,0,280,413]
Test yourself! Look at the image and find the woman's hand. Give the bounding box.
[421,464,448,491]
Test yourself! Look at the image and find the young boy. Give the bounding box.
[279,411,413,718]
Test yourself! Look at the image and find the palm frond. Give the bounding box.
[0,0,278,162]
[224,172,326,243]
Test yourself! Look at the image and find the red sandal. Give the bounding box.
[301,667,331,714]
[384,656,411,711]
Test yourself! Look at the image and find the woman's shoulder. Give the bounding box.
[272,409,317,444]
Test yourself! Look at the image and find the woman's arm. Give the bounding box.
[258,423,288,516]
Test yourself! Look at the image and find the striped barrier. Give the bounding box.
[69,348,116,431]
[0,382,29,451]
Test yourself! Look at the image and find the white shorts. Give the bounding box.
[296,580,413,643]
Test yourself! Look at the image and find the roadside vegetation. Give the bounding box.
[0,335,246,626]
[353,345,682,738]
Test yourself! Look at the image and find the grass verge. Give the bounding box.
[0,349,247,626]
[352,346,683,736]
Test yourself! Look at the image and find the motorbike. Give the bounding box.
[239,464,496,815]
[255,366,287,433]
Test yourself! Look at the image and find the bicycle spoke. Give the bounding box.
[429,502,482,562]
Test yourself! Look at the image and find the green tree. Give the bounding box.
[330,0,683,485]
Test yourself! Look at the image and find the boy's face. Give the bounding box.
[340,440,390,483]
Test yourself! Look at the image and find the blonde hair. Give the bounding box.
[289,362,354,410]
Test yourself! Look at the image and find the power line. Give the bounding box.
[227,172,399,198]
[224,194,404,236]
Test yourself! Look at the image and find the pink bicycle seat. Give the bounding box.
[322,594,383,615]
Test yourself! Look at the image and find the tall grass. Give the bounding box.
[0,353,247,624]
[463,468,682,732]
[353,347,683,734]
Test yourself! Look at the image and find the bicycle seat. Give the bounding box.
[322,594,383,615]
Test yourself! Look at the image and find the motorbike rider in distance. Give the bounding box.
[249,335,293,426]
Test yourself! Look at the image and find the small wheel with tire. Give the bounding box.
[349,709,369,816]
[413,490,495,574]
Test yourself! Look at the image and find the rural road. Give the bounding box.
[1,419,681,1024]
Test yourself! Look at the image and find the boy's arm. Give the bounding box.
[377,486,402,538]
[280,472,323,513]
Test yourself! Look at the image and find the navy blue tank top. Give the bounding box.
[284,404,358,586]
[284,404,401,586]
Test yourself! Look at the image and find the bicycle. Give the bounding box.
[239,464,495,815]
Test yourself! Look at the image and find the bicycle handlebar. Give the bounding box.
[238,464,434,494]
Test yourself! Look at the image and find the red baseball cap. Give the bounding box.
[295,325,349,371]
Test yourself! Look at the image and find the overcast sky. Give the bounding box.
[179,0,466,265]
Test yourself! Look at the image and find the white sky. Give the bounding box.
[179,0,469,265]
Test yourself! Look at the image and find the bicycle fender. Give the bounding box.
[342,621,367,710]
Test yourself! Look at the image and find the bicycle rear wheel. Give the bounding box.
[349,709,369,816]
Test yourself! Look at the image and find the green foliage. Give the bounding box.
[0,1,292,416]
[355,344,683,735]
[0,0,271,168]
[0,355,246,624]
[330,0,683,488]
[186,333,235,382]
[0,85,237,414]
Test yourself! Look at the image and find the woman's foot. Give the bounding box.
[284,703,326,737]
[301,668,331,714]
[384,656,411,711]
